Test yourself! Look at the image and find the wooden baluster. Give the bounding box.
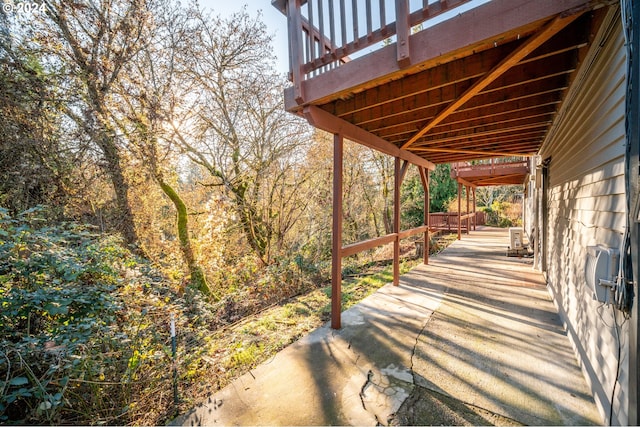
[366,0,372,41]
[328,0,336,64]
[340,0,346,48]
[318,0,325,60]
[308,0,316,66]
[352,0,358,46]
[379,0,386,35]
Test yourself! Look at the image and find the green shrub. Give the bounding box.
[0,207,180,425]
[483,201,520,228]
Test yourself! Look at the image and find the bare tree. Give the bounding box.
[174,9,311,266]
[41,0,153,246]
[111,2,214,296]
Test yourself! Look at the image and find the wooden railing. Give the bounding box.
[341,224,428,257]
[274,0,474,87]
[452,157,530,177]
[429,211,486,231]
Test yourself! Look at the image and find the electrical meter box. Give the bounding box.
[509,227,524,249]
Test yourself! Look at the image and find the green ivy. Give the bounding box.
[0,207,128,423]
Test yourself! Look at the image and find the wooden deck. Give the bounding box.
[273,0,613,165]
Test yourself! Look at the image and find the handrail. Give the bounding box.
[340,225,428,258]
[276,0,475,83]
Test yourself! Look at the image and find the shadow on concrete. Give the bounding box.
[174,227,602,426]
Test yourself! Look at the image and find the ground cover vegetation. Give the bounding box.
[0,0,495,424]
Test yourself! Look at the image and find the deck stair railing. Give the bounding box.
[273,0,474,98]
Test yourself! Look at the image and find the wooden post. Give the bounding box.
[393,157,401,286]
[395,0,410,68]
[466,185,470,234]
[331,133,343,329]
[522,184,526,234]
[287,0,304,104]
[457,183,462,240]
[419,167,430,265]
[473,187,477,230]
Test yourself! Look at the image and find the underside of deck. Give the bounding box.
[277,0,613,166]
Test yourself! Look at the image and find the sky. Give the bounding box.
[199,0,290,75]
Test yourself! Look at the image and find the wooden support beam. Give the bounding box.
[466,185,470,235]
[412,147,534,158]
[473,187,477,231]
[304,106,435,171]
[331,133,343,330]
[455,176,477,189]
[393,157,401,286]
[457,183,462,240]
[401,11,584,149]
[419,166,430,265]
[400,160,410,184]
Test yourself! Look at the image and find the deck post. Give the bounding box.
[466,185,470,234]
[419,167,430,265]
[473,187,477,230]
[331,133,343,329]
[395,0,410,68]
[457,183,462,240]
[287,0,304,104]
[393,157,401,285]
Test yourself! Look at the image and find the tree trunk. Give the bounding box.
[157,178,217,299]
[95,133,139,247]
[234,186,270,266]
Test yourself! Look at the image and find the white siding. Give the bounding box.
[537,9,629,425]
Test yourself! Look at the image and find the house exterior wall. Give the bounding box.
[533,8,628,425]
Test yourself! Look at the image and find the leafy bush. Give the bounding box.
[483,201,522,227]
[0,207,183,424]
[0,207,319,425]
[0,207,123,422]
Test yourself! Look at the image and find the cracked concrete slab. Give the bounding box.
[173,227,601,426]
[174,266,444,426]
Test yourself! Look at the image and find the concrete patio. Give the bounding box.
[175,227,602,426]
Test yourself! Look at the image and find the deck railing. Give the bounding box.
[452,157,530,177]
[273,0,474,97]
[430,211,485,231]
